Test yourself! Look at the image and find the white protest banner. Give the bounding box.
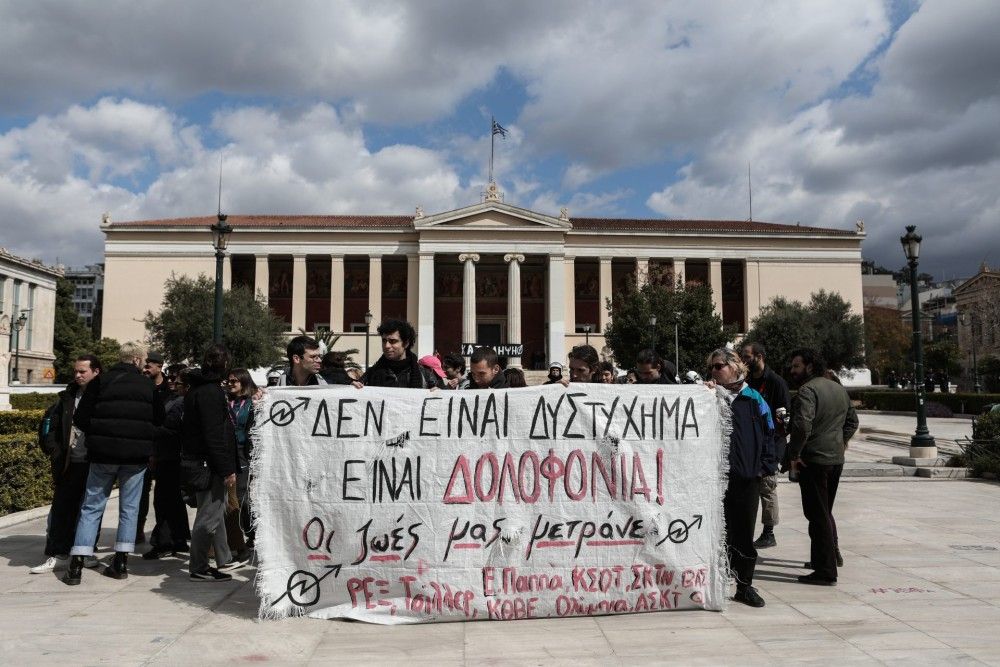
[252,384,731,623]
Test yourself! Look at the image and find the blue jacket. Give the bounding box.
[728,385,777,479]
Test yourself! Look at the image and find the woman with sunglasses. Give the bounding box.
[706,348,776,609]
[224,369,257,565]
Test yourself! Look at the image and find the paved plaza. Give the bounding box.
[3,415,1000,665]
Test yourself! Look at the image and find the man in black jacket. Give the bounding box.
[64,343,164,585]
[182,344,239,582]
[741,342,792,549]
[359,319,441,389]
[634,349,678,384]
[465,347,509,390]
[143,368,193,560]
[30,355,102,574]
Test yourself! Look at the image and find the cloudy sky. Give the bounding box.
[1,0,997,280]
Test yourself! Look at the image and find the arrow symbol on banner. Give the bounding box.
[662,514,704,545]
[265,397,311,427]
[269,563,342,609]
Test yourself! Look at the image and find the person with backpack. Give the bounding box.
[30,355,103,574]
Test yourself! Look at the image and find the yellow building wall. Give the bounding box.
[102,255,215,344]
[754,261,865,323]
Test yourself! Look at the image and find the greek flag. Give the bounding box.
[491,119,508,138]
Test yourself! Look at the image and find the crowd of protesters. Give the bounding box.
[30,315,857,610]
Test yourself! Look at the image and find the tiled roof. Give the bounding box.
[108,214,855,235]
[108,215,414,229]
[570,218,855,235]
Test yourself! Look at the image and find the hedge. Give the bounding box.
[848,390,1000,415]
[0,432,53,516]
[963,411,1000,477]
[0,409,45,435]
[11,392,59,411]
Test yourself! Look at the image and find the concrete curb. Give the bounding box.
[0,489,118,530]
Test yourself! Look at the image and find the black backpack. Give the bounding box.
[37,398,64,457]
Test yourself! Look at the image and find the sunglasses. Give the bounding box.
[226,379,240,385]
[711,363,728,371]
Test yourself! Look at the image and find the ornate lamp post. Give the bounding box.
[582,323,592,347]
[959,311,982,394]
[900,225,936,458]
[11,310,29,384]
[673,310,681,377]
[364,310,373,370]
[210,213,233,343]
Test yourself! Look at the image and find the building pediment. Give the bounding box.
[414,200,571,231]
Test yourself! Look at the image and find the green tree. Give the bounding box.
[744,290,865,373]
[77,337,123,373]
[978,356,1000,393]
[923,339,962,377]
[863,306,910,382]
[603,274,733,372]
[53,278,94,382]
[144,274,286,367]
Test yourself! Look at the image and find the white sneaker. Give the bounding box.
[83,556,100,568]
[30,556,66,574]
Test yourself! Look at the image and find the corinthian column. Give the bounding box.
[459,253,480,350]
[505,253,525,368]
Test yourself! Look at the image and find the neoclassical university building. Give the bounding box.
[101,186,866,369]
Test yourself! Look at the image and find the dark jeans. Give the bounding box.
[45,461,91,557]
[149,460,191,549]
[225,469,252,553]
[799,462,843,579]
[725,476,760,589]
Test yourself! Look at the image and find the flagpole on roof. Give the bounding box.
[489,116,495,184]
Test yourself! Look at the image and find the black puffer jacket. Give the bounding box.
[153,394,185,462]
[181,369,238,477]
[74,363,163,465]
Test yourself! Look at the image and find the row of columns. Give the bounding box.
[239,253,728,361]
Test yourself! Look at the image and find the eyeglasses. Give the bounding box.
[711,363,728,371]
[226,379,240,385]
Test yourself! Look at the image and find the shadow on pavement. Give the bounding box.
[149,558,260,621]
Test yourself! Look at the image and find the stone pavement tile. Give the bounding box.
[824,620,952,651]
[596,609,733,631]
[907,621,1000,649]
[312,620,465,662]
[1,631,173,666]
[868,598,1000,623]
[739,621,877,662]
[465,617,610,661]
[901,565,1000,584]
[960,647,1000,665]
[941,581,1000,601]
[787,600,898,624]
[722,600,814,627]
[865,648,984,664]
[600,624,763,660]
[146,629,324,664]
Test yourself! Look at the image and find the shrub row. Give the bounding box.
[848,390,1000,415]
[0,409,45,435]
[964,411,1000,477]
[11,392,59,411]
[0,432,53,516]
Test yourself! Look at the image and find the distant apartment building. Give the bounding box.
[65,263,104,337]
[0,248,61,385]
[861,274,899,309]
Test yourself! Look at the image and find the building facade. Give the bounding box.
[64,263,105,337]
[0,248,61,385]
[101,194,866,367]
[954,264,1000,389]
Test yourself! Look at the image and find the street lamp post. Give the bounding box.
[649,314,657,350]
[364,310,373,370]
[582,323,592,347]
[11,311,29,384]
[673,310,681,377]
[960,311,982,394]
[210,213,233,343]
[900,225,936,458]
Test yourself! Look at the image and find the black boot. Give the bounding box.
[103,552,129,580]
[62,556,84,585]
[753,527,776,549]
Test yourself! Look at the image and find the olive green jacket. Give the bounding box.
[787,376,859,466]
